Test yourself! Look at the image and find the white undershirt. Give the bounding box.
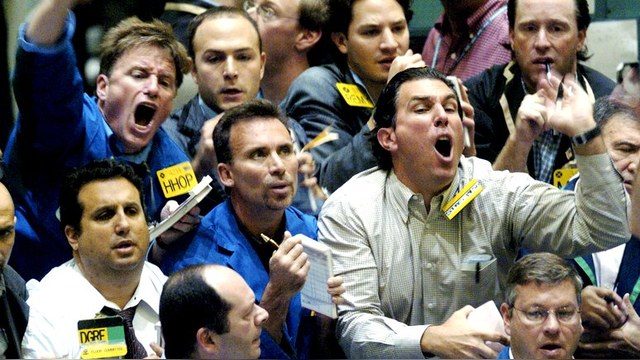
[593,244,626,290]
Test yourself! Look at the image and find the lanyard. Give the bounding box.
[431,6,507,72]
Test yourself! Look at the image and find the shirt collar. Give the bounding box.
[69,260,160,315]
[102,118,153,163]
[348,68,374,100]
[387,158,469,223]
[198,95,220,120]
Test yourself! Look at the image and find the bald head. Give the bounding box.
[161,264,268,359]
[0,183,15,269]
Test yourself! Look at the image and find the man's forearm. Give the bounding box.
[25,0,74,46]
[260,282,294,343]
[492,136,531,173]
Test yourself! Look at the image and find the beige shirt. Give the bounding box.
[318,154,629,359]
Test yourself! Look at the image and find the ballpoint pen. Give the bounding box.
[545,62,552,84]
[260,233,280,250]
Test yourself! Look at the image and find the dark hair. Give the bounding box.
[504,252,583,308]
[213,99,289,165]
[507,0,591,61]
[160,265,231,359]
[59,159,144,233]
[327,0,413,36]
[371,66,459,170]
[187,6,262,62]
[594,96,640,129]
[99,17,190,88]
[299,0,330,32]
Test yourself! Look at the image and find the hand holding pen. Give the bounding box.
[581,286,628,330]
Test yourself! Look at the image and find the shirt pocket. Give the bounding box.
[458,255,499,308]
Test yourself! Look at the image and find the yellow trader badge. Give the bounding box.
[441,179,483,220]
[553,168,579,188]
[78,317,127,359]
[336,83,374,108]
[157,161,197,198]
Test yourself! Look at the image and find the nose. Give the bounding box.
[269,152,286,175]
[144,76,159,98]
[433,104,449,128]
[254,304,269,326]
[379,27,399,53]
[534,29,551,50]
[629,153,639,174]
[223,58,238,80]
[114,209,131,236]
[542,312,561,335]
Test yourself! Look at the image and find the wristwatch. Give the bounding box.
[571,126,601,145]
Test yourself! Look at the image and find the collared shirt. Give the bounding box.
[318,154,628,359]
[422,0,511,81]
[21,260,167,359]
[101,118,152,163]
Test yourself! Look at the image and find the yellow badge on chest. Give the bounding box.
[441,178,483,220]
[336,83,374,108]
[156,161,197,198]
[553,168,579,188]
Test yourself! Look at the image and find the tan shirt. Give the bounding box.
[318,154,629,358]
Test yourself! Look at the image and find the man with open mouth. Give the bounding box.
[318,66,628,358]
[3,0,193,281]
[466,0,614,185]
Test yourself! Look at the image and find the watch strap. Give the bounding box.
[571,126,601,145]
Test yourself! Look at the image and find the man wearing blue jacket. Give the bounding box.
[4,0,192,280]
[161,100,344,358]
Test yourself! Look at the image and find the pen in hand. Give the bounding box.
[260,233,280,250]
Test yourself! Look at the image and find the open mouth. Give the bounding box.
[114,240,135,250]
[222,88,242,95]
[134,103,156,126]
[540,344,562,351]
[434,136,452,158]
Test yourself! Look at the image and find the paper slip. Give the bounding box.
[296,234,337,318]
[467,300,507,352]
[148,176,213,239]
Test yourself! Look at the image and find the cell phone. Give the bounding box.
[446,76,471,148]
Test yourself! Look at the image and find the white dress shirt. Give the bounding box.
[21,260,167,359]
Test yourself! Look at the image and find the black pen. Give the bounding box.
[604,295,615,304]
[475,261,480,284]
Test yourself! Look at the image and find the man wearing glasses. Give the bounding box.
[244,0,329,105]
[499,252,583,359]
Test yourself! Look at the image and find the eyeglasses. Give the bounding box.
[512,306,580,325]
[243,0,298,22]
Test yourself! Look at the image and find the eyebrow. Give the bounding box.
[409,93,457,103]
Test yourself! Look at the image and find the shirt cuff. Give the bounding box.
[19,11,76,54]
[575,153,623,189]
[393,324,431,358]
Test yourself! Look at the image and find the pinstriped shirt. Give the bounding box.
[318,154,628,358]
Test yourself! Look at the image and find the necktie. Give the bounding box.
[102,306,148,359]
